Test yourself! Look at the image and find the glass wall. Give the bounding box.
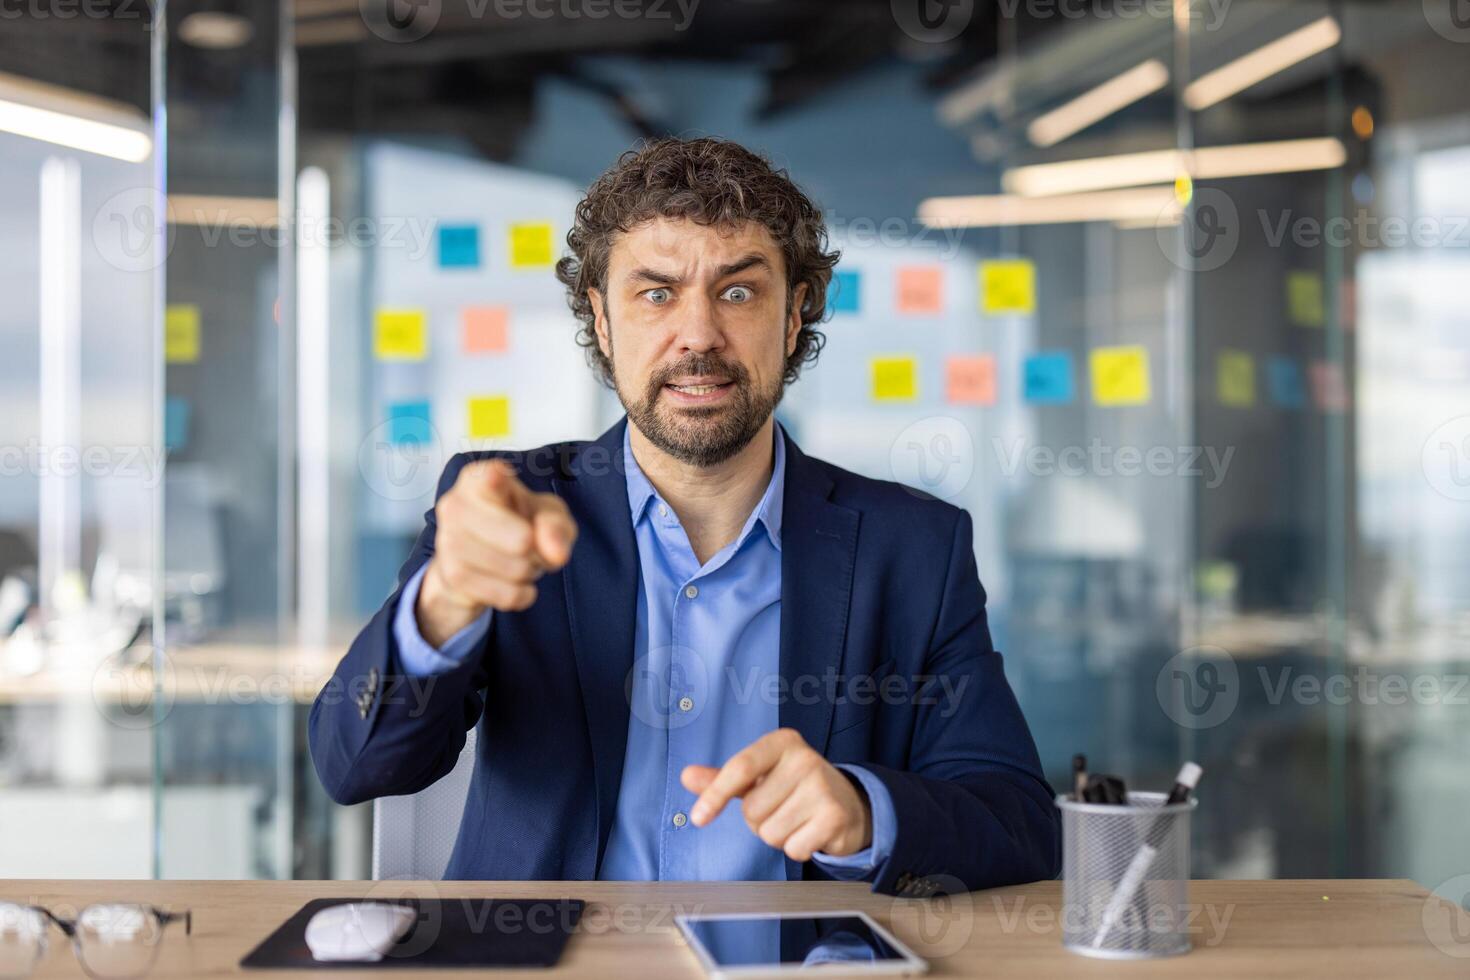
[0,5,159,875]
[0,0,1466,890]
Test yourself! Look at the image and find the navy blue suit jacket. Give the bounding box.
[309,419,1060,896]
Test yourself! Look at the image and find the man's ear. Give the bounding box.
[589,287,612,359]
[786,282,809,358]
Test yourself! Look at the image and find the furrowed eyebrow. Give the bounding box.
[716,254,771,279]
[627,267,681,286]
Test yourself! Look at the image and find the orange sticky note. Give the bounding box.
[946,355,997,405]
[896,266,944,314]
[462,306,509,354]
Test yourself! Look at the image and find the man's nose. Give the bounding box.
[674,291,725,354]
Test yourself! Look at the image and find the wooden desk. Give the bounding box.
[2,879,1466,978]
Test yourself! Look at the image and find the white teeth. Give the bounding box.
[672,384,722,395]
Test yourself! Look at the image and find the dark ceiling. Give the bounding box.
[0,0,1029,157]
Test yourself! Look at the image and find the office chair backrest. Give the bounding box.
[371,727,477,880]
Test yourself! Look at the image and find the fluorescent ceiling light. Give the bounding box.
[167,194,280,227]
[0,97,150,161]
[1003,137,1346,197]
[1184,16,1341,111]
[918,186,1181,228]
[1028,60,1170,148]
[178,11,254,50]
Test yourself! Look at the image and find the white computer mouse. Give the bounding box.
[303,902,417,962]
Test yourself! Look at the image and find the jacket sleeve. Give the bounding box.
[308,453,491,805]
[863,509,1062,896]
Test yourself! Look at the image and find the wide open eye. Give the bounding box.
[721,285,752,303]
[645,288,672,305]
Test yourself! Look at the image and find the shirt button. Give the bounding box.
[678,696,694,712]
[684,585,698,599]
[657,503,669,518]
[672,812,688,828]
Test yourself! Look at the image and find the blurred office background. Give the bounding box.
[0,0,1467,889]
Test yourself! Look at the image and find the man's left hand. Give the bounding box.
[680,728,872,862]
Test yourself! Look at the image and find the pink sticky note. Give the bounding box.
[896,266,944,314]
[946,354,997,405]
[1309,361,1348,412]
[463,306,509,353]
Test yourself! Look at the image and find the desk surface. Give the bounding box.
[3,879,1466,978]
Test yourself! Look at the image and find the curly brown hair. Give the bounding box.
[555,137,840,388]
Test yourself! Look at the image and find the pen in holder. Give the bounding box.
[1056,791,1198,959]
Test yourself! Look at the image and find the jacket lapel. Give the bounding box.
[553,418,638,872]
[778,430,860,755]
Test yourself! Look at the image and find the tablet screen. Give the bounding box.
[679,914,919,970]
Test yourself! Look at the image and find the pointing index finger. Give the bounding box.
[690,735,785,826]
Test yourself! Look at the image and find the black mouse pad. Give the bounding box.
[240,897,585,969]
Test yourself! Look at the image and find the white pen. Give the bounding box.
[1090,763,1203,950]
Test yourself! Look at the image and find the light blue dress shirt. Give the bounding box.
[392,425,896,882]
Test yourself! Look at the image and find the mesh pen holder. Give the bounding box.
[1057,792,1198,959]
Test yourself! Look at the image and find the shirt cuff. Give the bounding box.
[391,565,492,676]
[811,764,896,880]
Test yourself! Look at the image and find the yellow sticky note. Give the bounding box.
[374,309,427,361]
[1217,349,1256,408]
[1089,345,1151,406]
[980,259,1036,315]
[871,356,918,402]
[509,222,555,269]
[1287,271,1325,327]
[164,304,200,363]
[467,396,511,439]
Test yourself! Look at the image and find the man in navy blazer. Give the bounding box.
[310,138,1060,897]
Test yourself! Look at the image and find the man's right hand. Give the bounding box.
[415,460,578,648]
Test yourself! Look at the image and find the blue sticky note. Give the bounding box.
[165,396,190,450]
[1023,352,1075,405]
[388,400,433,445]
[437,224,480,268]
[1266,356,1305,409]
[829,270,861,314]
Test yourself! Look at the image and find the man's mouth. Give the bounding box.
[667,382,731,395]
[663,377,736,403]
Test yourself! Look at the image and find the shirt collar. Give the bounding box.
[623,421,785,552]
